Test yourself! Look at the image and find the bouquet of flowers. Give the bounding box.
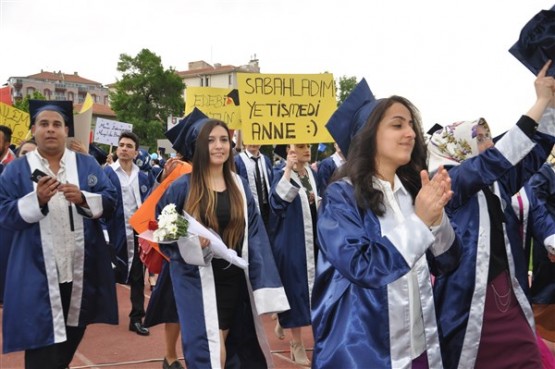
[152,203,189,242]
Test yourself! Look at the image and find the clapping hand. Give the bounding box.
[414,166,453,228]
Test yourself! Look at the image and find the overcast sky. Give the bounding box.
[1,0,554,135]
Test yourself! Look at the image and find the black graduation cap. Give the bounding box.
[29,100,74,137]
[89,143,108,165]
[273,144,288,160]
[164,108,210,161]
[509,5,555,76]
[226,89,240,106]
[325,78,379,158]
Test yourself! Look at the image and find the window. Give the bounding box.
[43,89,51,99]
[68,92,74,101]
[26,87,36,96]
[229,74,232,85]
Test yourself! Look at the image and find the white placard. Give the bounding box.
[94,117,133,146]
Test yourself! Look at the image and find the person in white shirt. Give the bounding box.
[103,131,152,336]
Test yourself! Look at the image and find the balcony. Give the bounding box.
[55,83,66,91]
[77,86,88,92]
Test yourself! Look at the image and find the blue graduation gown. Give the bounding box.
[0,151,118,353]
[103,164,151,283]
[157,173,289,369]
[268,163,319,328]
[234,151,273,213]
[528,163,555,305]
[312,179,461,369]
[509,182,555,299]
[315,155,337,195]
[433,119,555,369]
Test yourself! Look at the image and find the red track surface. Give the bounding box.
[0,282,314,369]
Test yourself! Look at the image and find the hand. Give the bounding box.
[198,236,211,249]
[528,60,555,122]
[414,166,453,227]
[286,149,298,171]
[36,176,61,206]
[535,60,555,102]
[58,183,86,206]
[161,157,182,181]
[105,153,114,165]
[68,139,88,154]
[548,253,555,263]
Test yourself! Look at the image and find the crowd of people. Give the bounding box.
[1,64,555,369]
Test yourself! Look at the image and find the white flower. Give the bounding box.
[153,203,189,242]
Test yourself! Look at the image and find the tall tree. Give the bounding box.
[337,75,357,106]
[110,49,185,150]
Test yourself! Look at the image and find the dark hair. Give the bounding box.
[0,125,12,143]
[335,95,426,216]
[119,131,139,150]
[185,120,244,249]
[15,138,37,157]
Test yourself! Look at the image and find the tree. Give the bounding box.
[13,91,46,113]
[110,49,185,150]
[337,75,357,106]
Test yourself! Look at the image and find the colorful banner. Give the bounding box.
[237,73,336,145]
[0,102,30,145]
[0,86,12,106]
[184,87,241,129]
[93,117,133,146]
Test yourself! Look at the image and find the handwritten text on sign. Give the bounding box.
[0,103,30,145]
[237,73,336,144]
[94,118,133,146]
[185,87,241,129]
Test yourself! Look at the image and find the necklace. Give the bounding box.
[490,274,511,313]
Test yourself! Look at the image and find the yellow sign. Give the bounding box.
[185,87,241,129]
[237,73,336,145]
[0,102,30,146]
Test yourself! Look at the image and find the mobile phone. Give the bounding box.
[31,169,49,183]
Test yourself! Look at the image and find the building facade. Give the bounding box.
[178,57,260,89]
[8,70,110,106]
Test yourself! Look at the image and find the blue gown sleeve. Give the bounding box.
[318,181,427,289]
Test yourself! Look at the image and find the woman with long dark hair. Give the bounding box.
[312,81,461,369]
[156,117,289,369]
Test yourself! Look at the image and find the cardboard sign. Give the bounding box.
[94,117,133,146]
[185,87,241,129]
[0,103,30,146]
[237,73,336,144]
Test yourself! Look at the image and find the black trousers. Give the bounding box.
[129,238,145,322]
[25,282,86,369]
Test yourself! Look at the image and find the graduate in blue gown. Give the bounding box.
[528,161,555,354]
[156,117,289,369]
[313,80,461,369]
[315,142,345,195]
[103,131,152,336]
[0,100,118,368]
[428,61,555,369]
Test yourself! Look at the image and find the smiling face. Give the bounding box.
[208,125,231,167]
[32,110,68,157]
[375,102,416,177]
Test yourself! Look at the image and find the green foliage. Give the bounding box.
[337,75,357,106]
[110,48,185,151]
[131,119,166,151]
[13,91,46,113]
